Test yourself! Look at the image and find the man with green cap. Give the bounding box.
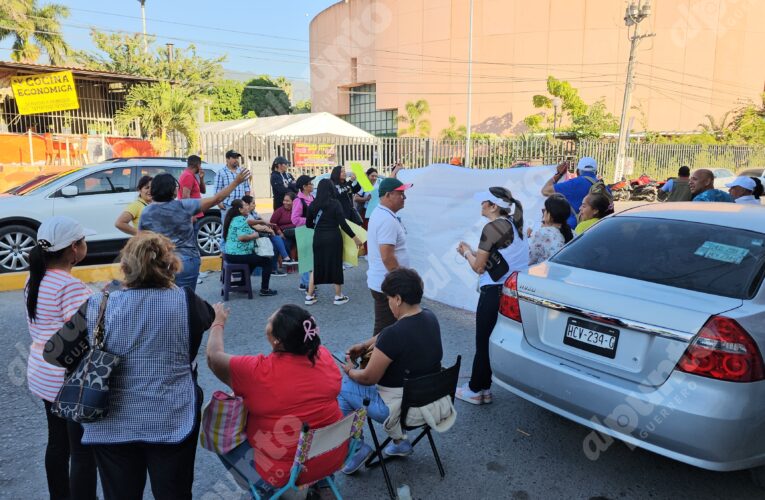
[362,177,413,335]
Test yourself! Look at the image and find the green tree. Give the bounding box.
[531,76,587,125]
[115,82,198,154]
[698,112,733,141]
[292,99,312,114]
[0,0,70,64]
[76,31,224,94]
[733,103,765,144]
[398,99,431,137]
[440,115,466,140]
[273,76,293,101]
[205,80,245,121]
[240,76,291,117]
[570,100,619,140]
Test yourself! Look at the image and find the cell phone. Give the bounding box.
[332,351,359,369]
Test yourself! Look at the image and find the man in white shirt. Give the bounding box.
[726,176,762,205]
[366,177,412,335]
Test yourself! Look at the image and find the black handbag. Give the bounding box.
[52,292,121,423]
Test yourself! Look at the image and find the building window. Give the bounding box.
[341,84,397,137]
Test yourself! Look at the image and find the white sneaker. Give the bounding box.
[305,294,318,305]
[455,383,486,405]
[333,295,350,305]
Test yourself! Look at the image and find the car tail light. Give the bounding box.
[499,272,522,322]
[676,316,764,383]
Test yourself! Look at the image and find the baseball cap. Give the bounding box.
[272,156,290,166]
[225,150,241,159]
[378,177,413,197]
[295,174,315,190]
[725,176,756,192]
[37,216,96,253]
[577,156,598,172]
[472,191,512,209]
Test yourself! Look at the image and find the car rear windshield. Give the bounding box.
[551,217,765,299]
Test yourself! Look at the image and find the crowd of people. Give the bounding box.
[24,152,762,499]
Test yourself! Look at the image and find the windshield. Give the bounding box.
[3,169,81,196]
[551,217,765,299]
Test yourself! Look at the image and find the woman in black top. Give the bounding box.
[306,178,362,306]
[330,165,363,225]
[270,156,297,210]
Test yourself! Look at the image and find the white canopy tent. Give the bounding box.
[199,112,375,139]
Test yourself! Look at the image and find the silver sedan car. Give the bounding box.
[490,202,765,486]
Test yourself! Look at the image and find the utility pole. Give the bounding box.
[138,0,148,53]
[614,0,654,183]
[465,0,474,168]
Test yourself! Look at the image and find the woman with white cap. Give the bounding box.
[726,176,762,205]
[455,187,529,406]
[25,216,97,499]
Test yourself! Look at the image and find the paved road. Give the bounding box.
[0,263,760,499]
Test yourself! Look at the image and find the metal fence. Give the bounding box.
[198,132,765,182]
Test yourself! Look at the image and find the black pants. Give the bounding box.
[371,289,396,336]
[469,285,502,392]
[225,253,272,290]
[91,424,199,500]
[43,400,98,500]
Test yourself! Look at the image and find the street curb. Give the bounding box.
[0,256,222,292]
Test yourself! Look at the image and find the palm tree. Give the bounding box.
[397,99,431,137]
[115,82,198,154]
[440,115,467,140]
[0,0,70,64]
[698,112,733,140]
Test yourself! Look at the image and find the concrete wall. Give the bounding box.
[310,0,765,136]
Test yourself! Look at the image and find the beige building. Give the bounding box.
[310,0,765,137]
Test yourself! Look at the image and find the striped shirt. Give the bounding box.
[25,270,92,402]
[214,167,250,209]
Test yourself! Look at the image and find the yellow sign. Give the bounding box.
[350,162,374,192]
[11,71,79,115]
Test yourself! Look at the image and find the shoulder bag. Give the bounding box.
[52,291,121,423]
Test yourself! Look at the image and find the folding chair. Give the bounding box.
[365,356,461,499]
[243,402,368,500]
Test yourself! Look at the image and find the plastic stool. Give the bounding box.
[221,261,253,301]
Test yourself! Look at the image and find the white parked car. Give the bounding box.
[490,203,765,487]
[711,168,736,189]
[0,158,224,273]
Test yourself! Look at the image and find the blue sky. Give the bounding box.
[3,0,332,85]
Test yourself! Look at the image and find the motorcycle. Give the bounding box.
[609,178,631,201]
[629,174,661,202]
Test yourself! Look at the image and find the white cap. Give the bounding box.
[473,191,512,209]
[725,176,756,192]
[577,156,597,172]
[37,216,96,252]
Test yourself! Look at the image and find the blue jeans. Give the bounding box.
[337,374,390,424]
[175,254,201,292]
[300,271,310,288]
[269,235,289,271]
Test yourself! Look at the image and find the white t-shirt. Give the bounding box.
[735,195,762,205]
[367,205,409,292]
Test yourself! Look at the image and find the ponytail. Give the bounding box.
[489,186,524,240]
[559,222,574,243]
[26,245,66,321]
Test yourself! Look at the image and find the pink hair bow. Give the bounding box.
[303,317,319,343]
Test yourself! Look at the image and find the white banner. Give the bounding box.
[396,163,556,312]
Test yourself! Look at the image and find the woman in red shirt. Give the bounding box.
[206,303,346,496]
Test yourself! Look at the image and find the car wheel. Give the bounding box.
[752,466,765,489]
[197,215,221,256]
[0,225,37,273]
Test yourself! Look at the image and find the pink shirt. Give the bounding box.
[25,270,92,401]
[291,192,314,227]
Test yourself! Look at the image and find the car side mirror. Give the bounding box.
[61,186,79,197]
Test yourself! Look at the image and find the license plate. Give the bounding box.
[563,317,620,359]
